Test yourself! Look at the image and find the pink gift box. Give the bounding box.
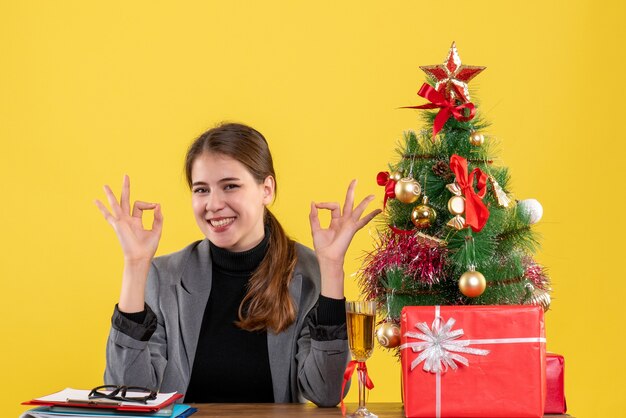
[545,353,567,414]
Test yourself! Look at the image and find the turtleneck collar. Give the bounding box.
[209,226,270,273]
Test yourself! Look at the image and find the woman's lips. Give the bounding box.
[208,217,235,230]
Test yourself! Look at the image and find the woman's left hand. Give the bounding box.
[309,179,381,298]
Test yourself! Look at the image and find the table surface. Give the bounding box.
[187,403,571,417]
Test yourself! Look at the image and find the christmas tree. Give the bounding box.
[360,43,551,349]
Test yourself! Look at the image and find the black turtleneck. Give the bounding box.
[184,232,274,403]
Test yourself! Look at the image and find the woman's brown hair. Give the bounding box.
[185,122,297,333]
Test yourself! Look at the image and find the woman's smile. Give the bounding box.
[208,216,236,230]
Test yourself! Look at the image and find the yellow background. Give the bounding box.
[2,1,624,417]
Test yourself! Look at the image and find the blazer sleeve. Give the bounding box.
[291,245,351,407]
[294,302,350,407]
[104,262,168,390]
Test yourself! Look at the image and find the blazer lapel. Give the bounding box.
[177,239,213,380]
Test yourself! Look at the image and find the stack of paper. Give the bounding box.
[20,388,196,418]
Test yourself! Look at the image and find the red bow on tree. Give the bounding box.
[376,171,397,208]
[450,154,489,232]
[403,83,476,138]
[341,360,374,416]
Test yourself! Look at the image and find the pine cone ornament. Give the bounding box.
[432,160,454,180]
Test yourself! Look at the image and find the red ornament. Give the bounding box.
[419,42,485,104]
[377,171,397,208]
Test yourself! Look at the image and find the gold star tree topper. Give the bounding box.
[420,42,486,104]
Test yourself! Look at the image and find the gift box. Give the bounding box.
[545,353,567,414]
[400,305,546,418]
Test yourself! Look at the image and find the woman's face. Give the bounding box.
[191,152,274,252]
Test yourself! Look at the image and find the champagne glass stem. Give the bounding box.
[358,365,366,410]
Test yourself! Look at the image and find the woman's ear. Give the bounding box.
[262,175,276,205]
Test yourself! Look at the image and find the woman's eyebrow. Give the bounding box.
[218,177,241,183]
[191,177,241,187]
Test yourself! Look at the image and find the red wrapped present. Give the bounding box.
[400,305,546,418]
[545,353,567,414]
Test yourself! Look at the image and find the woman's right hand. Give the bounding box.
[95,175,163,312]
[95,175,163,263]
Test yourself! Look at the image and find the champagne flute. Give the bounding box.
[346,300,377,418]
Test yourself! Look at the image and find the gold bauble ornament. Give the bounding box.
[411,197,437,229]
[458,269,486,298]
[447,195,465,215]
[394,177,421,204]
[376,321,402,348]
[469,131,485,146]
[390,171,403,182]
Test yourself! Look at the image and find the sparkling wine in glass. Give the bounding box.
[346,300,377,418]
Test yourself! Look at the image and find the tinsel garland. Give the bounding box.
[359,229,449,300]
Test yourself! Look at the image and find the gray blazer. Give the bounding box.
[104,240,350,407]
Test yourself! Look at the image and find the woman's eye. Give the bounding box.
[193,188,208,194]
[224,184,240,191]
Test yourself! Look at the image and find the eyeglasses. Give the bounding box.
[88,385,157,404]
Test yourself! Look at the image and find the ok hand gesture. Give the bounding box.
[95,175,163,263]
[309,180,381,298]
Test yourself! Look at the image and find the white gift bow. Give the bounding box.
[399,314,489,373]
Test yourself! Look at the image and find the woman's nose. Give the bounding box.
[204,191,225,212]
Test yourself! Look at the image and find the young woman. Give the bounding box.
[95,123,380,406]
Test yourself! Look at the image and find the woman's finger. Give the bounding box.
[342,179,357,216]
[132,201,158,218]
[94,199,115,224]
[103,184,123,217]
[151,204,164,232]
[352,194,376,219]
[309,201,321,233]
[120,175,131,214]
[315,202,342,219]
[356,208,382,230]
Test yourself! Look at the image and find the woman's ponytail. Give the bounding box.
[236,210,297,332]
